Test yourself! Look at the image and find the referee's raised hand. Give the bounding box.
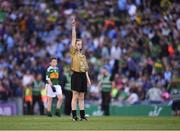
[72,17,76,26]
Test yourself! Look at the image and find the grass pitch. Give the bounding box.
[0,116,180,130]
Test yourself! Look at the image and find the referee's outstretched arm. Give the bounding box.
[71,17,76,48]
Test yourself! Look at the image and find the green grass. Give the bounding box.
[0,116,180,130]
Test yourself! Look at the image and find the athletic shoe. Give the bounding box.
[55,111,61,117]
[47,112,52,117]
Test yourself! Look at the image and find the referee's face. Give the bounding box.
[51,59,57,67]
[76,40,82,50]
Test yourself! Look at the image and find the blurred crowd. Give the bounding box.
[0,0,180,114]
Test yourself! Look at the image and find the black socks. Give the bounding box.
[72,110,77,118]
[72,110,85,118]
[80,110,85,118]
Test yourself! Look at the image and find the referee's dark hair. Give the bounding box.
[50,57,57,61]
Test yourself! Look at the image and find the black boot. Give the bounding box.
[55,109,61,117]
[80,110,88,121]
[47,111,52,117]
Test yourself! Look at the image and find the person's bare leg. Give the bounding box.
[47,97,52,116]
[71,91,79,120]
[57,95,63,109]
[55,94,63,116]
[79,92,87,120]
[78,93,84,110]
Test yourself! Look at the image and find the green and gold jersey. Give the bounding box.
[46,66,60,85]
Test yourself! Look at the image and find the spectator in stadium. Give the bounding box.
[146,83,163,104]
[32,74,45,115]
[10,75,23,115]
[24,84,33,115]
[63,67,72,116]
[22,70,34,88]
[170,71,180,116]
[98,67,112,115]
[0,81,8,101]
[172,99,180,116]
[126,86,139,105]
[111,74,122,100]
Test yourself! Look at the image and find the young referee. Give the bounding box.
[70,17,91,121]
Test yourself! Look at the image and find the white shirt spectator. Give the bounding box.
[146,87,162,102]
[10,13,17,21]
[110,45,121,60]
[22,72,34,87]
[127,93,139,104]
[128,4,137,16]
[39,2,47,12]
[93,38,100,49]
[162,27,170,36]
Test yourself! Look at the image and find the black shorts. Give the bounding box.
[71,71,87,92]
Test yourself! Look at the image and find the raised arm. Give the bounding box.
[71,17,76,48]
